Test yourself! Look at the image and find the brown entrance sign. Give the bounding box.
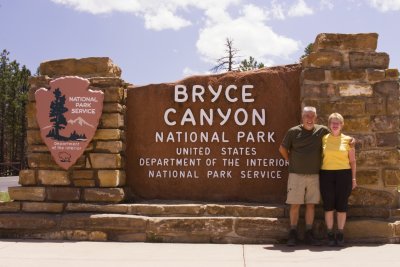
[127,65,301,203]
[35,76,104,170]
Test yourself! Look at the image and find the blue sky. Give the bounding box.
[1,0,400,85]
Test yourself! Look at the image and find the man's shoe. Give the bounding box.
[327,232,336,246]
[336,232,345,247]
[305,229,322,246]
[286,229,297,246]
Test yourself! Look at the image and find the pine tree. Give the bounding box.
[48,88,68,140]
[0,49,30,175]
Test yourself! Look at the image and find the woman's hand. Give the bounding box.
[352,179,357,190]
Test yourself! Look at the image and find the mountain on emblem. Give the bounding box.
[35,76,104,170]
[68,117,95,128]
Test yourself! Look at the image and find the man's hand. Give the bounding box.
[279,145,289,161]
[349,136,356,148]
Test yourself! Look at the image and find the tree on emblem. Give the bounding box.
[47,88,68,140]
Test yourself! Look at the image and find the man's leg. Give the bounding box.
[287,204,300,246]
[305,203,315,226]
[290,204,301,227]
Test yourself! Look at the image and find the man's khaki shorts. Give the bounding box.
[286,173,320,204]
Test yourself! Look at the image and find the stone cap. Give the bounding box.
[39,57,122,78]
[313,33,378,52]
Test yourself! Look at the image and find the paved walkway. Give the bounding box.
[0,240,397,267]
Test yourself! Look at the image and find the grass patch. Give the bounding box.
[0,191,11,202]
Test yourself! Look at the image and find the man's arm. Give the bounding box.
[279,145,289,161]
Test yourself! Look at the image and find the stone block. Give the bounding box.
[28,75,51,89]
[387,98,400,115]
[0,213,57,229]
[342,117,370,132]
[331,69,366,81]
[19,169,37,185]
[357,149,399,167]
[147,217,233,243]
[99,113,124,129]
[345,220,394,240]
[385,69,399,80]
[60,214,146,231]
[376,132,398,147]
[356,169,379,185]
[39,57,121,78]
[0,202,21,212]
[373,81,399,97]
[93,129,122,140]
[104,87,124,103]
[73,179,96,187]
[371,116,399,132]
[89,153,122,169]
[365,97,386,115]
[89,77,124,88]
[95,141,124,153]
[38,170,70,185]
[84,188,126,202]
[8,187,46,201]
[22,202,64,213]
[334,100,365,116]
[103,103,124,113]
[348,187,396,207]
[234,218,288,239]
[313,33,378,52]
[352,134,376,149]
[27,130,43,145]
[302,69,326,82]
[66,203,129,213]
[349,52,389,69]
[26,102,38,129]
[98,170,126,187]
[302,84,338,98]
[367,70,385,82]
[46,187,81,202]
[302,51,343,68]
[338,84,372,97]
[129,204,205,216]
[383,169,400,187]
[72,170,94,180]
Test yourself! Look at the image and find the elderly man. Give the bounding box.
[279,106,329,246]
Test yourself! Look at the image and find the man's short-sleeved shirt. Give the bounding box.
[281,124,329,174]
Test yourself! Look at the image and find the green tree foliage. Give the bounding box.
[239,56,265,71]
[300,43,314,60]
[0,49,31,176]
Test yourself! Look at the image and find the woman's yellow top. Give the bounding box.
[321,133,352,170]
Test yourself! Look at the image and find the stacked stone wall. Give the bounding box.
[301,33,400,207]
[6,57,128,213]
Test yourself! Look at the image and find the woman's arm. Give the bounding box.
[348,148,357,189]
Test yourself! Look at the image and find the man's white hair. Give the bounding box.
[302,106,317,115]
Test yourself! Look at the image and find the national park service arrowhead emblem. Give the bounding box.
[35,76,104,170]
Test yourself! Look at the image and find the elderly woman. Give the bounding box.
[320,113,357,246]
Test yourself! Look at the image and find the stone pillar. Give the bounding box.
[8,57,128,212]
[301,33,400,207]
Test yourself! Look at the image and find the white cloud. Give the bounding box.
[368,0,400,11]
[196,5,300,66]
[288,0,314,17]
[51,0,241,31]
[143,8,191,30]
[319,0,334,10]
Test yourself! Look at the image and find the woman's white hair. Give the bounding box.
[302,106,317,115]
